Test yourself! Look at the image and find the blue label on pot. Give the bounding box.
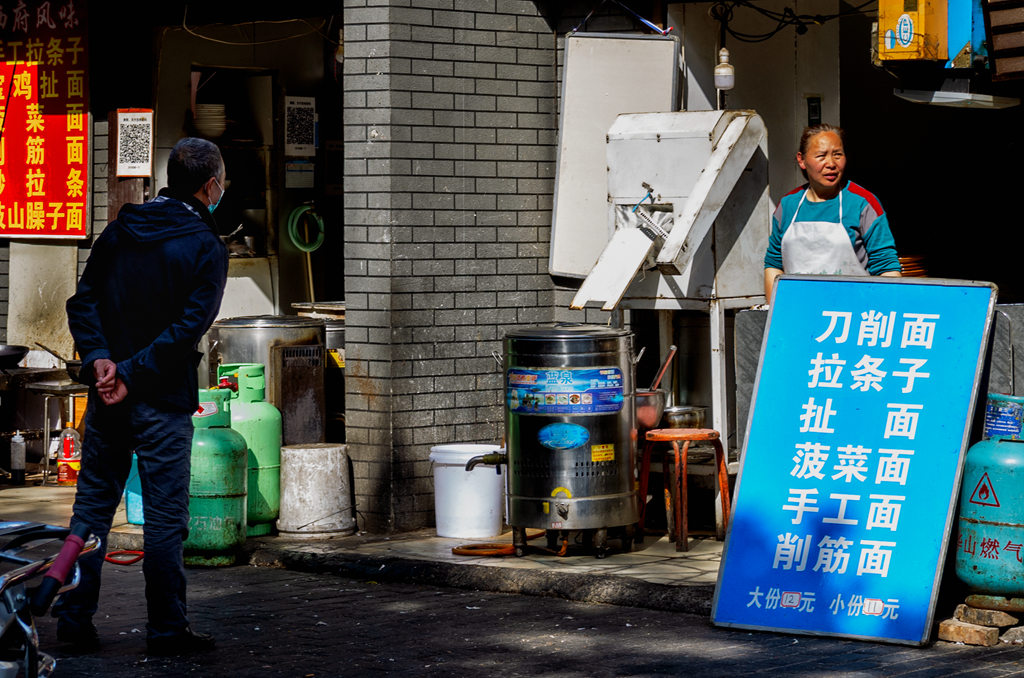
[506,366,624,415]
[984,395,1024,440]
[537,422,590,450]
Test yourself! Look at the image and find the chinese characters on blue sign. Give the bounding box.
[713,277,995,645]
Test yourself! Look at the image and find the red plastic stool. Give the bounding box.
[644,428,731,552]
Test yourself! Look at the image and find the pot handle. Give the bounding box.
[633,346,646,365]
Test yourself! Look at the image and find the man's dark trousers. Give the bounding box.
[53,397,194,640]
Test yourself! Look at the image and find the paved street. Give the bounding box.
[33,562,1024,677]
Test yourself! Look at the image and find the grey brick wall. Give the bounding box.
[343,0,634,532]
[84,119,110,269]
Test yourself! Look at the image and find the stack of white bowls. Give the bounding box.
[193,103,226,138]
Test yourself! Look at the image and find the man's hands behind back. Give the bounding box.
[93,358,127,405]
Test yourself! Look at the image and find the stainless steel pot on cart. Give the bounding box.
[502,323,638,558]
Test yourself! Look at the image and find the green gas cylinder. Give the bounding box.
[217,363,283,537]
[183,388,248,566]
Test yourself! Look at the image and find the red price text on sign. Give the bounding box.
[0,0,89,238]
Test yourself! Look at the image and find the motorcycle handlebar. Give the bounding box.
[30,523,92,616]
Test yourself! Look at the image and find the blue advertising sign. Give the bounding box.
[712,277,996,645]
[507,366,625,415]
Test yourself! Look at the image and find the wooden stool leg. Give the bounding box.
[713,438,731,537]
[674,440,692,552]
[672,441,682,550]
[681,440,691,551]
[663,450,674,540]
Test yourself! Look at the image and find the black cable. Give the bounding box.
[710,2,732,46]
[712,0,879,44]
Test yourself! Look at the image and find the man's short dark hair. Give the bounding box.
[167,138,224,195]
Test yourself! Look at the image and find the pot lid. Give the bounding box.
[504,323,630,340]
[213,315,325,329]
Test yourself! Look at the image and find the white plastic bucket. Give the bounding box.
[429,444,504,538]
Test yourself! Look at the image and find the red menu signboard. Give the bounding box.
[0,0,88,238]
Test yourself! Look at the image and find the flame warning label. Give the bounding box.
[969,472,1000,507]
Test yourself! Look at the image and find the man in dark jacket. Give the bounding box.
[54,138,229,656]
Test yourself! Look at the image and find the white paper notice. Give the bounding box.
[116,109,154,177]
[285,96,316,157]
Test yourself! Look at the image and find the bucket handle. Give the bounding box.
[491,351,503,368]
[633,346,646,365]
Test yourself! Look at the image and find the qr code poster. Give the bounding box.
[116,109,154,177]
[285,96,317,157]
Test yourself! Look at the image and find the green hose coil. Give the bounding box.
[287,205,325,253]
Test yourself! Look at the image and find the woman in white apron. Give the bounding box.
[763,124,901,302]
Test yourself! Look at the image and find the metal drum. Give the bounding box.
[504,323,638,556]
[207,316,325,446]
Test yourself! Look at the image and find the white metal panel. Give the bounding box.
[549,33,679,279]
[655,112,767,274]
[582,110,769,309]
[569,228,654,310]
[606,111,720,206]
[607,109,733,141]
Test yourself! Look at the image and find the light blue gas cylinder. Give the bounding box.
[956,436,1024,595]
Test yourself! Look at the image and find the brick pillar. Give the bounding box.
[343,0,621,532]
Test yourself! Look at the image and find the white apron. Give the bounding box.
[780,190,868,276]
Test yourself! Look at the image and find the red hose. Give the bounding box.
[451,530,556,557]
[105,550,144,565]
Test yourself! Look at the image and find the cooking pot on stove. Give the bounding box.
[0,346,29,369]
[33,343,83,381]
[64,360,83,382]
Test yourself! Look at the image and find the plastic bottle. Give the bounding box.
[9,431,25,486]
[57,423,81,486]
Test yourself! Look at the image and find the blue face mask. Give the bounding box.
[208,179,225,213]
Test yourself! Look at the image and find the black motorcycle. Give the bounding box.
[0,522,97,678]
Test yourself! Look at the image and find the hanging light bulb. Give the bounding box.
[714,47,735,91]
